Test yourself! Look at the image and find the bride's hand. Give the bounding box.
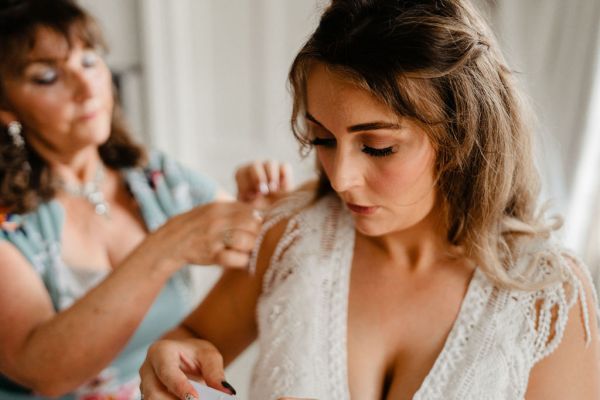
[235,160,293,208]
[139,338,235,400]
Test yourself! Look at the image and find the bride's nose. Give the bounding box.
[328,148,363,193]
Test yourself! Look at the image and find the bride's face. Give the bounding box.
[306,63,438,237]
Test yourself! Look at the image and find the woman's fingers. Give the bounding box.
[139,345,194,400]
[236,161,268,201]
[214,248,251,269]
[140,339,233,400]
[279,162,293,192]
[213,229,256,268]
[209,209,261,268]
[173,202,263,268]
[228,207,263,233]
[235,160,294,203]
[263,160,281,192]
[220,229,256,252]
[189,344,235,395]
[152,359,197,400]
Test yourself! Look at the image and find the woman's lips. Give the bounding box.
[78,110,99,121]
[346,203,379,215]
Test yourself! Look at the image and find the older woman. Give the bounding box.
[0,0,291,399]
[140,0,600,399]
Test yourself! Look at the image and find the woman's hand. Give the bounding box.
[138,337,313,400]
[143,201,263,273]
[235,160,293,208]
[139,338,234,400]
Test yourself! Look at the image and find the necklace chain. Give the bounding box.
[58,164,110,218]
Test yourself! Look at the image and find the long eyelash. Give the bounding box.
[310,137,336,147]
[33,77,57,85]
[82,54,98,68]
[362,145,395,157]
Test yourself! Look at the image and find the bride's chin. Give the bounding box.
[353,220,390,237]
[353,215,420,238]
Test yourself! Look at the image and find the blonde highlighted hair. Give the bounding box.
[289,0,560,289]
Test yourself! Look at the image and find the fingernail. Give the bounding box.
[259,182,269,194]
[252,209,264,221]
[185,393,198,400]
[221,380,237,395]
[269,181,279,192]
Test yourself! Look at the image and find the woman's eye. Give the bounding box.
[31,69,58,85]
[82,51,99,68]
[361,145,397,157]
[310,137,336,147]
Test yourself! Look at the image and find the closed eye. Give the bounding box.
[310,137,336,147]
[82,49,99,68]
[362,145,397,157]
[31,68,58,85]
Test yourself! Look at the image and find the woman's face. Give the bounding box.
[306,63,438,237]
[0,27,113,156]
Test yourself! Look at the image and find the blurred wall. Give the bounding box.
[138,0,324,192]
[484,0,600,290]
[78,0,147,143]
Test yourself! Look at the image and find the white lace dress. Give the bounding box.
[248,193,599,400]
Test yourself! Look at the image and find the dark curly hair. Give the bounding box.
[0,0,146,214]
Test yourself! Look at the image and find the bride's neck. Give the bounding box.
[360,207,460,272]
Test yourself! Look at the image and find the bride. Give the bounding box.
[139,0,600,399]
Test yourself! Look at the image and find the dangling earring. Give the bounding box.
[7,121,24,148]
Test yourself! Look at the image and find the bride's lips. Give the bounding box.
[346,203,379,215]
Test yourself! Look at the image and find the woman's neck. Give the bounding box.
[359,206,461,272]
[44,146,104,185]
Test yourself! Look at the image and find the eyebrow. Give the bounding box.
[305,112,401,133]
[25,58,63,66]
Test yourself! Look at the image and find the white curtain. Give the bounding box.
[79,0,146,141]
[138,0,323,192]
[486,0,600,289]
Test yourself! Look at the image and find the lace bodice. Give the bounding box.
[249,193,598,400]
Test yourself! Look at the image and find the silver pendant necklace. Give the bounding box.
[58,164,110,218]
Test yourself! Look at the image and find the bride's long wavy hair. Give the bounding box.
[289,0,559,289]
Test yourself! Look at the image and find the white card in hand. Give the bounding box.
[191,381,236,399]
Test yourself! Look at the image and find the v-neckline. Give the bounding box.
[50,168,155,271]
[340,214,484,399]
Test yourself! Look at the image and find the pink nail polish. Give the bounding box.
[259,182,269,194]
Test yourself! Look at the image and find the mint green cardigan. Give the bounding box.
[0,151,216,399]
